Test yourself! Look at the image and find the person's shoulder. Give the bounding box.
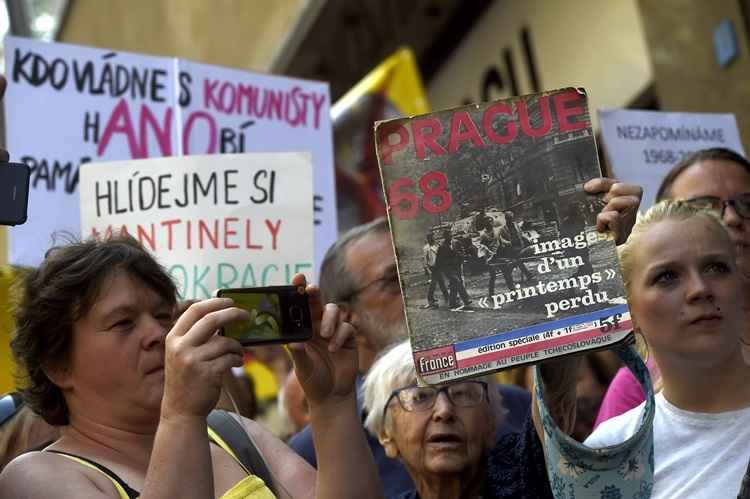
[496,383,531,430]
[2,450,64,478]
[388,489,418,499]
[585,401,646,448]
[287,423,316,464]
[594,366,647,427]
[497,383,531,403]
[288,423,314,448]
[0,451,114,498]
[607,365,643,397]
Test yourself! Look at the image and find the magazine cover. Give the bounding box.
[375,88,632,384]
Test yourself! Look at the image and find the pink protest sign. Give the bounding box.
[5,36,335,279]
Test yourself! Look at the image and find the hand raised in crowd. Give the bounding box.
[162,298,248,420]
[584,178,643,245]
[287,273,358,409]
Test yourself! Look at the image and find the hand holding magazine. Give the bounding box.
[374,87,633,384]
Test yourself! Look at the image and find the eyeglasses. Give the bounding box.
[341,271,401,302]
[685,194,750,219]
[0,392,24,426]
[383,381,488,420]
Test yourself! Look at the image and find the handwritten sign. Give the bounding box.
[80,153,313,299]
[599,109,745,208]
[5,36,335,277]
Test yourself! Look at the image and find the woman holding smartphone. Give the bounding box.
[0,234,382,499]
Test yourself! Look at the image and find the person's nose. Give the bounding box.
[723,202,743,229]
[431,390,456,422]
[141,315,168,350]
[686,270,714,304]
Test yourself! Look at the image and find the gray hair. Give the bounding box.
[318,217,389,304]
[363,340,506,437]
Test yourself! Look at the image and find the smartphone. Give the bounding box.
[215,285,313,346]
[0,162,31,226]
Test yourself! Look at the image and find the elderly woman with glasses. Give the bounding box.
[362,340,580,499]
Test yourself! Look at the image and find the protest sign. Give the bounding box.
[4,36,334,277]
[177,60,334,272]
[599,109,745,208]
[79,153,313,299]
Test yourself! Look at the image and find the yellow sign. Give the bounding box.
[0,266,20,394]
[333,47,430,229]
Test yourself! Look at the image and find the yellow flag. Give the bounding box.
[333,48,430,231]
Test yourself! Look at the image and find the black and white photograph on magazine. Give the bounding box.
[375,88,632,384]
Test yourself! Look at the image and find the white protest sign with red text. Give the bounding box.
[5,36,334,277]
[79,153,313,299]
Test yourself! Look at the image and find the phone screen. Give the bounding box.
[222,291,284,342]
[216,286,312,345]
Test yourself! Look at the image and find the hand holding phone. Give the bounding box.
[0,162,30,226]
[285,274,359,409]
[215,285,313,346]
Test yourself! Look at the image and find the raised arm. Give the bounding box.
[532,178,644,441]
[287,275,383,499]
[142,298,248,499]
[584,178,642,245]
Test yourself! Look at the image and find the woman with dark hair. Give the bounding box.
[655,147,750,202]
[0,234,382,499]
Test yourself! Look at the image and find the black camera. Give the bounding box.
[0,162,30,226]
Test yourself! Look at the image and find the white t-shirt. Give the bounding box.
[585,392,750,499]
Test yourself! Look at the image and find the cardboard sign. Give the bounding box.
[599,109,745,208]
[5,36,335,277]
[79,153,313,299]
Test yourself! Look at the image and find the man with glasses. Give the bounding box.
[656,147,750,282]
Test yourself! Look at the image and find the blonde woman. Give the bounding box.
[595,147,750,427]
[585,200,750,498]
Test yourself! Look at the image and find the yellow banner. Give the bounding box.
[333,47,430,231]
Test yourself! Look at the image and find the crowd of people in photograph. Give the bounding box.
[2,51,750,497]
